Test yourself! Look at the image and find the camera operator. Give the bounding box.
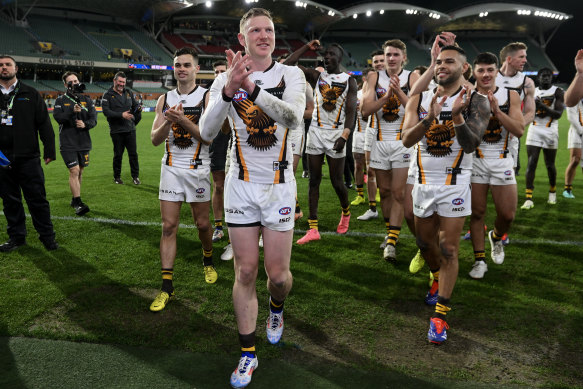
[101,71,142,185]
[53,71,97,215]
[0,55,58,252]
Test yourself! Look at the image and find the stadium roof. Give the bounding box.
[1,0,574,39]
[442,3,573,35]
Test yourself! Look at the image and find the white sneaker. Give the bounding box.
[521,199,534,210]
[221,244,234,261]
[383,244,396,262]
[258,234,263,248]
[469,260,488,279]
[230,353,258,388]
[548,192,557,205]
[357,209,378,221]
[266,309,284,344]
[488,230,505,264]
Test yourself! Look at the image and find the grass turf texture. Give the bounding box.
[0,112,582,388]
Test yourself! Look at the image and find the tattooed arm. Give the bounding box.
[452,89,490,153]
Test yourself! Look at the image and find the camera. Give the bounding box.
[67,81,86,94]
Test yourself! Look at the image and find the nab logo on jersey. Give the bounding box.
[279,207,292,215]
[195,188,205,194]
[452,198,464,206]
[504,170,512,176]
[233,90,248,102]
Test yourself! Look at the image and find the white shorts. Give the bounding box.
[370,140,413,170]
[364,126,376,152]
[526,124,559,149]
[567,127,582,149]
[306,126,345,158]
[412,183,472,218]
[471,158,516,185]
[224,173,296,231]
[158,164,211,203]
[407,158,417,185]
[290,127,304,157]
[352,131,366,155]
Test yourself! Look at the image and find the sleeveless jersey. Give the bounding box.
[162,86,209,169]
[372,69,411,141]
[312,71,350,130]
[415,87,473,185]
[475,87,512,159]
[226,62,302,184]
[496,71,526,101]
[532,86,560,129]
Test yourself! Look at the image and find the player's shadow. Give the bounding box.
[284,312,443,388]
[0,323,26,389]
[29,245,235,386]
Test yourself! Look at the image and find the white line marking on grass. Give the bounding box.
[10,214,583,246]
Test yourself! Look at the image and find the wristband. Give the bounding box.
[221,87,233,102]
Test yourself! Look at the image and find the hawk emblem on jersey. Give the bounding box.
[483,116,503,144]
[425,120,455,157]
[382,94,401,122]
[166,100,203,150]
[232,78,285,151]
[320,81,346,112]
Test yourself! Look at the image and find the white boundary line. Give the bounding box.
[31,214,583,247]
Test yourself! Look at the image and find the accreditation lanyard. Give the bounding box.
[64,94,88,112]
[1,84,19,118]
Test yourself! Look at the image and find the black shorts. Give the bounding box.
[61,150,90,169]
[209,131,230,172]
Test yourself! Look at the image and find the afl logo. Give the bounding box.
[504,170,512,176]
[403,153,410,159]
[419,111,428,120]
[233,90,248,102]
[452,198,464,206]
[195,188,205,194]
[376,87,387,95]
[279,207,292,215]
[318,79,328,87]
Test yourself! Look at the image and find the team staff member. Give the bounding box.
[200,8,305,388]
[0,55,58,252]
[53,71,97,216]
[102,71,142,185]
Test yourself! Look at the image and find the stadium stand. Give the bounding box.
[0,22,38,57]
[119,26,173,65]
[26,15,105,61]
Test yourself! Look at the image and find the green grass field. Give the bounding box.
[1,112,582,388]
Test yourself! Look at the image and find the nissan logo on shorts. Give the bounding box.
[504,170,512,176]
[196,188,205,194]
[233,91,248,102]
[279,207,292,215]
[452,198,464,206]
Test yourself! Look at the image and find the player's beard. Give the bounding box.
[437,67,463,87]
